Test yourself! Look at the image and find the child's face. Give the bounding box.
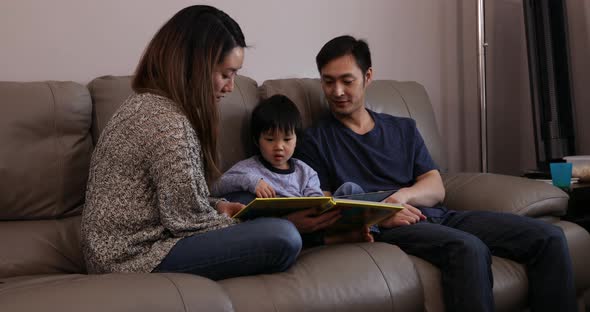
[258,129,297,170]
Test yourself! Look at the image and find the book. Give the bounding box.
[334,190,396,202]
[233,196,403,232]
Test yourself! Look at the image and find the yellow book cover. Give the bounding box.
[233,197,334,219]
[233,196,403,232]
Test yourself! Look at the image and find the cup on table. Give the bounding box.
[550,162,573,191]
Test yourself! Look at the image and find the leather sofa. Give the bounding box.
[1,75,589,312]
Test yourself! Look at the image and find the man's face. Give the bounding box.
[319,54,372,117]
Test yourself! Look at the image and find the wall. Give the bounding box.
[567,0,590,157]
[485,0,590,175]
[0,0,481,173]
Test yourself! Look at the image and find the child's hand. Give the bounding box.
[256,179,276,198]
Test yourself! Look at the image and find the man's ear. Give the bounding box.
[364,67,373,86]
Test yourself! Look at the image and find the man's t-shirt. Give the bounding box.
[296,109,447,218]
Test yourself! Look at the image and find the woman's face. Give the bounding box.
[212,47,244,102]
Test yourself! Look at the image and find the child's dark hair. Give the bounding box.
[251,95,302,146]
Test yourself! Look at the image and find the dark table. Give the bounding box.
[563,182,590,233]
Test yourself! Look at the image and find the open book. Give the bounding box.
[233,196,403,232]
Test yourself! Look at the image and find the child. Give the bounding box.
[211,94,372,245]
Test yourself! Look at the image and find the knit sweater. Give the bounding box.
[81,93,236,274]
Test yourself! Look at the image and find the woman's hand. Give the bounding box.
[216,201,245,217]
[256,179,276,198]
[285,208,341,233]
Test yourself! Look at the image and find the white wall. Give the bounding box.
[0,0,479,173]
[485,0,590,175]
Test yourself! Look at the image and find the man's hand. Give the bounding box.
[379,203,426,228]
[216,201,245,217]
[256,179,276,198]
[380,192,426,228]
[286,208,341,233]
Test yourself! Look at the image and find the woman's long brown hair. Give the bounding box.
[132,5,246,186]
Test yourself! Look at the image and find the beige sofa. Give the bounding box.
[1,75,589,312]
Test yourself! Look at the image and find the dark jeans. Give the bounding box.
[154,218,301,280]
[376,210,577,312]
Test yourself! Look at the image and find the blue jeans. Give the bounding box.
[154,218,301,280]
[376,210,577,312]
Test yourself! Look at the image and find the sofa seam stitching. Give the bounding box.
[47,82,65,218]
[234,78,252,160]
[354,244,394,311]
[386,81,412,119]
[260,275,280,312]
[514,196,569,215]
[158,274,189,312]
[291,79,311,126]
[88,82,101,144]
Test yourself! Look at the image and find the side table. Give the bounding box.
[563,182,590,233]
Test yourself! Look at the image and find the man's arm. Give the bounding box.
[380,169,444,228]
[384,169,445,207]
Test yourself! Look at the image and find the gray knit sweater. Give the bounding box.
[81,93,236,274]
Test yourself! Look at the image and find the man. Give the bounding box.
[296,35,576,312]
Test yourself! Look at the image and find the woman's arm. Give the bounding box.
[149,120,235,235]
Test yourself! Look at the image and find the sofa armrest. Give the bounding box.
[442,173,569,217]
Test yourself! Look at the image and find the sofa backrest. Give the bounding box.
[0,81,91,277]
[88,75,260,172]
[259,79,447,172]
[0,75,444,279]
[90,76,446,172]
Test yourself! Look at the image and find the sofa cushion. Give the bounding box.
[259,79,447,172]
[88,75,259,172]
[0,216,84,278]
[0,81,92,220]
[442,172,569,217]
[0,273,234,312]
[220,243,424,312]
[412,255,528,312]
[87,75,135,145]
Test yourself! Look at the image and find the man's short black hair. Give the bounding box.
[316,35,372,74]
[250,94,303,145]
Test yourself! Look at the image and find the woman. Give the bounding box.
[81,5,302,280]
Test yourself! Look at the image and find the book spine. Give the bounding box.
[320,198,336,212]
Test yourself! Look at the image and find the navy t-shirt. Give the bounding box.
[296,110,447,218]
